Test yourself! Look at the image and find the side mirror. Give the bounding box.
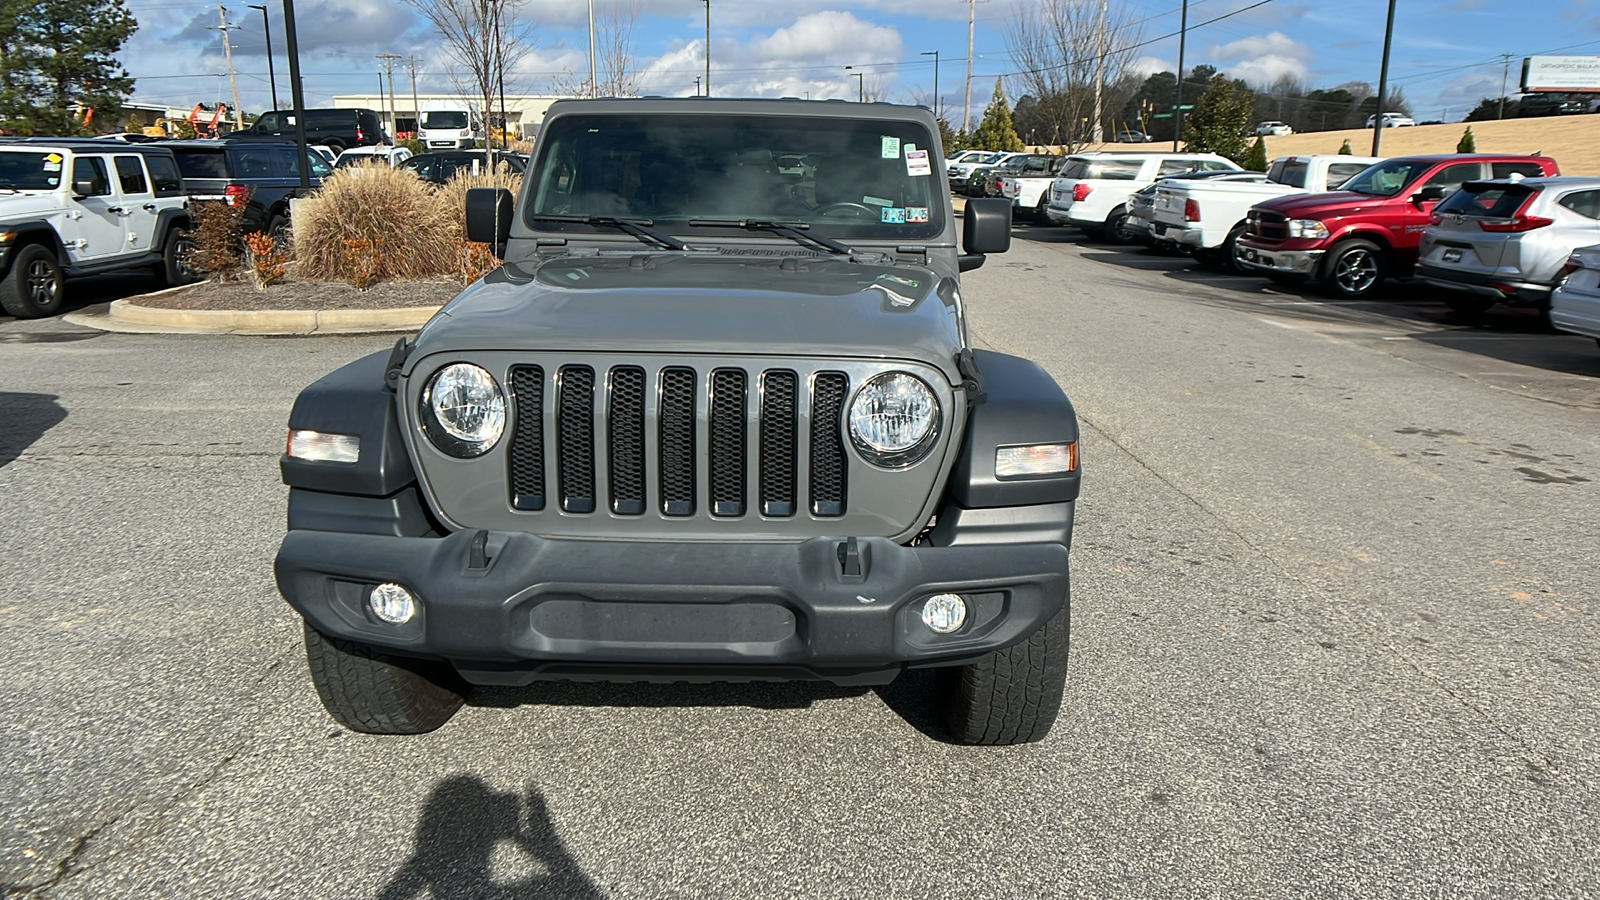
[72,178,96,197]
[1413,185,1446,204]
[465,187,514,256]
[960,197,1012,272]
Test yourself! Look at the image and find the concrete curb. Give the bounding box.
[64,284,439,335]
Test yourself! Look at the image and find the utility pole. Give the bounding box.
[963,0,976,133]
[1092,0,1106,143]
[247,5,277,111]
[703,1,711,97]
[1371,0,1397,156]
[282,0,309,189]
[211,4,245,130]
[409,56,420,140]
[377,53,402,138]
[846,67,864,102]
[1172,0,1187,151]
[920,50,940,120]
[1499,52,1513,120]
[588,0,598,97]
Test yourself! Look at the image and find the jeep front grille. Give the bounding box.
[508,363,850,521]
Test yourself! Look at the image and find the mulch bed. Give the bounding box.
[134,278,463,311]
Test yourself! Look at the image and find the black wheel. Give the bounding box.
[936,601,1070,745]
[1219,224,1248,273]
[0,243,65,318]
[303,622,468,734]
[1321,238,1385,298]
[156,228,202,287]
[1102,206,1135,246]
[323,139,346,155]
[1444,296,1496,316]
[266,215,291,250]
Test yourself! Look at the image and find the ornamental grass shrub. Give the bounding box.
[293,163,458,286]
[437,162,524,283]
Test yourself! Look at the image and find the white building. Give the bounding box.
[331,93,568,140]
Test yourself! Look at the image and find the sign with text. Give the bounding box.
[1522,56,1600,93]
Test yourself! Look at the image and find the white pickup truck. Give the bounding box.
[1149,154,1379,268]
[998,156,1063,223]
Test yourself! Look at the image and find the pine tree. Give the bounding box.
[1456,126,1476,153]
[1338,139,1353,155]
[971,78,1024,152]
[1243,136,1268,172]
[1182,74,1253,163]
[0,0,136,135]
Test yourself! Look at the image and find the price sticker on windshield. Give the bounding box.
[881,136,901,159]
[904,149,931,177]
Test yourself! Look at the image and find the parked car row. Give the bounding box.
[999,146,1600,350]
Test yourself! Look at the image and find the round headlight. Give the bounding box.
[421,363,505,457]
[848,372,940,467]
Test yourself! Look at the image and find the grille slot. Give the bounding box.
[759,370,798,517]
[709,369,748,517]
[809,372,849,517]
[557,365,596,513]
[608,366,646,515]
[659,366,696,516]
[508,366,545,511]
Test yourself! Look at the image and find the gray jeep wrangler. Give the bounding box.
[275,98,1081,745]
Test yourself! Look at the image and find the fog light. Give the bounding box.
[369,583,416,624]
[921,593,968,633]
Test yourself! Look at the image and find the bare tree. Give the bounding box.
[552,1,643,98]
[406,0,534,158]
[1003,0,1143,151]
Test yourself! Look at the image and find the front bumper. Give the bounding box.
[276,527,1070,686]
[1415,263,1552,308]
[1236,243,1324,276]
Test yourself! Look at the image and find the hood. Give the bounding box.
[1256,190,1393,219]
[413,253,965,382]
[0,193,66,222]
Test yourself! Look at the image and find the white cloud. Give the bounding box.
[1206,31,1311,85]
[1130,56,1172,78]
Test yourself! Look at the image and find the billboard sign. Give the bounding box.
[1522,56,1600,93]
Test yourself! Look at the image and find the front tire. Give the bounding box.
[1321,238,1385,299]
[0,243,65,318]
[303,623,468,734]
[936,602,1070,745]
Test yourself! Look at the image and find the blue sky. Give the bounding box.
[122,0,1600,124]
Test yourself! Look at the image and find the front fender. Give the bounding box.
[279,349,417,496]
[943,350,1080,509]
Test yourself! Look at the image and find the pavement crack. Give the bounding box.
[1079,411,1592,794]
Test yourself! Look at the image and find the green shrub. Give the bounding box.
[1243,137,1268,172]
[399,138,425,156]
[293,164,457,286]
[1457,126,1476,153]
[1338,139,1353,155]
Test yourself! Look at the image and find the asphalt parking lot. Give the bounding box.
[2,228,1597,898]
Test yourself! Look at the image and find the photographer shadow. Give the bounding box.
[378,776,605,900]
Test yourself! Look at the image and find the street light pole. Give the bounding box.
[920,50,939,120]
[247,4,278,111]
[845,67,863,102]
[588,0,598,97]
[281,0,309,189]
[1371,0,1397,156]
[702,0,711,98]
[1172,0,1187,151]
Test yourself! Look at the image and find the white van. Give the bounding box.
[419,103,482,151]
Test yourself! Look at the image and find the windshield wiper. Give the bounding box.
[687,218,854,256]
[528,214,690,251]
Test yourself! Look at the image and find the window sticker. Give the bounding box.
[881,136,901,159]
[905,149,931,177]
[862,195,894,207]
[881,207,907,224]
[43,163,61,172]
[906,206,929,223]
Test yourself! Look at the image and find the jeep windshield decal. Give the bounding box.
[526,113,944,242]
[0,151,65,191]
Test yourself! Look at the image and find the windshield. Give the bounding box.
[528,113,945,240]
[1338,160,1429,197]
[423,111,470,129]
[0,151,66,190]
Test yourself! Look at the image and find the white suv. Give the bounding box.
[0,139,195,318]
[1044,152,1241,243]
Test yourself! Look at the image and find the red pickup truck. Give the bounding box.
[1235,154,1559,298]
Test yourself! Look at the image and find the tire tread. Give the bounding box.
[303,622,467,735]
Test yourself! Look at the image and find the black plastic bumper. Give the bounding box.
[1415,263,1552,308]
[275,527,1070,686]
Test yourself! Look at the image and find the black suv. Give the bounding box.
[399,150,527,185]
[228,108,386,153]
[166,139,333,241]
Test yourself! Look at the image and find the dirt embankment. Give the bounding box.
[1059,115,1600,175]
